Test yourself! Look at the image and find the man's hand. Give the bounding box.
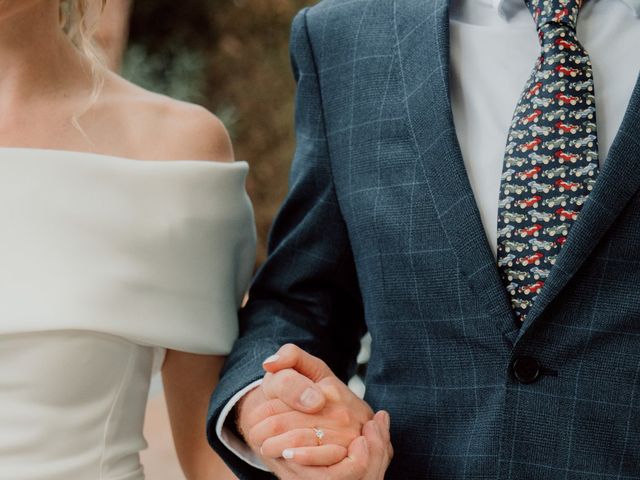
[234,344,382,476]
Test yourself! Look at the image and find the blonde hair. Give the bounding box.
[59,0,108,139]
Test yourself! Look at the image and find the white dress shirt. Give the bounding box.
[217,0,640,470]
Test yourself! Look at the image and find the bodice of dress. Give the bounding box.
[0,148,256,480]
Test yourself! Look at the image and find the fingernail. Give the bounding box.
[282,448,295,459]
[300,388,322,408]
[263,354,280,365]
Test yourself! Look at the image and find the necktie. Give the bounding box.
[496,0,599,323]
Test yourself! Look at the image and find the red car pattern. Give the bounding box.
[518,166,542,179]
[518,252,545,266]
[556,122,579,134]
[555,150,579,163]
[496,0,598,322]
[528,82,542,98]
[520,138,542,152]
[516,224,543,237]
[555,37,576,51]
[556,93,579,105]
[521,110,543,124]
[555,65,579,77]
[556,208,578,220]
[521,281,545,295]
[518,196,542,208]
[555,179,580,191]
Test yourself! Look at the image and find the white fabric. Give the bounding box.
[0,148,256,479]
[218,0,640,469]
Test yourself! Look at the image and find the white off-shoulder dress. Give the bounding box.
[0,148,256,480]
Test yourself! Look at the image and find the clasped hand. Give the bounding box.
[236,344,393,479]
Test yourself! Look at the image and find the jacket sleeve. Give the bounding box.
[206,7,366,479]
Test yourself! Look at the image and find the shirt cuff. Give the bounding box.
[215,379,270,472]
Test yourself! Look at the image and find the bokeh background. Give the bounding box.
[96,0,315,478]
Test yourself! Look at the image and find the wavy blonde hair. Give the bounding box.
[59,0,108,137]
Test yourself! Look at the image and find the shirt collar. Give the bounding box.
[486,0,640,19]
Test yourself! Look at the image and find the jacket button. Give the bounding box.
[512,356,541,384]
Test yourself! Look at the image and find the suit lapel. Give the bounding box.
[394,0,519,335]
[517,73,640,340]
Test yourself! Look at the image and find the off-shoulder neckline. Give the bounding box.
[0,146,248,168]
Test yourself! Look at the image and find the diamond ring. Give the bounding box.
[312,427,325,446]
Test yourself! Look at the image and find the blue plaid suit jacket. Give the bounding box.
[207,1,640,478]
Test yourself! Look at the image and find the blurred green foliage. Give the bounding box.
[123,0,316,264]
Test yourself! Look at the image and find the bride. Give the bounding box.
[0,1,255,479]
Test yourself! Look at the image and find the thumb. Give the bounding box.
[348,435,369,462]
[262,344,334,382]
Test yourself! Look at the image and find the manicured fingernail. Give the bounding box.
[282,449,295,459]
[300,388,322,408]
[263,354,280,365]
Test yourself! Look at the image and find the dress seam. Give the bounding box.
[99,343,137,479]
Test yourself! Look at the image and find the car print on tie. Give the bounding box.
[496,0,599,323]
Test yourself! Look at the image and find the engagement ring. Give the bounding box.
[312,427,324,446]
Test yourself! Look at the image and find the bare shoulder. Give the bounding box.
[96,72,234,163]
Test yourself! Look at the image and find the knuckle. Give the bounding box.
[277,368,302,388]
[271,370,298,398]
[263,399,281,418]
[261,373,275,395]
[319,376,341,390]
[268,416,284,434]
[292,430,310,447]
[280,343,300,358]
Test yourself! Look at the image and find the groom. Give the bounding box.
[208,0,640,478]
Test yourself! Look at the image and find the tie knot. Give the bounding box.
[525,0,584,31]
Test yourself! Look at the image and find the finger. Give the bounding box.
[260,428,351,459]
[248,411,316,447]
[244,397,291,429]
[281,444,348,466]
[285,462,332,480]
[264,459,319,480]
[374,410,391,443]
[323,436,369,480]
[376,411,394,462]
[262,344,334,382]
[316,376,375,421]
[362,419,385,454]
[262,368,326,413]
